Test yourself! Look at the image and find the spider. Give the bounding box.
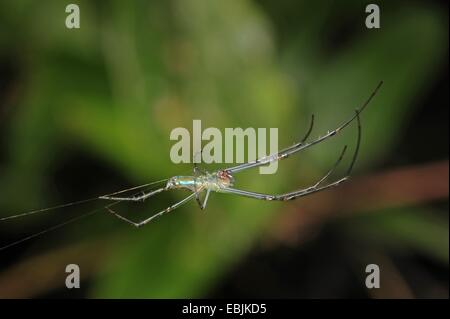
[0,81,382,250]
[98,81,383,227]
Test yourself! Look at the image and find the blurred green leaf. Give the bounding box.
[342,207,449,264]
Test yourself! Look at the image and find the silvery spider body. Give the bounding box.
[167,170,235,192]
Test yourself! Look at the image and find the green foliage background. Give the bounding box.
[0,0,447,297]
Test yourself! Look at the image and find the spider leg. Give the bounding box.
[219,177,348,201]
[223,114,315,173]
[219,145,349,201]
[192,144,210,209]
[195,192,203,209]
[193,164,208,210]
[275,114,315,155]
[220,111,362,202]
[194,187,212,210]
[99,186,166,202]
[193,181,210,210]
[198,189,211,210]
[301,114,315,144]
[311,144,347,188]
[106,192,197,227]
[193,169,201,208]
[224,81,381,174]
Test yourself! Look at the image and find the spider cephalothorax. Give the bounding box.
[216,170,235,187]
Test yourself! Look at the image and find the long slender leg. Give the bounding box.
[275,114,315,155]
[310,145,347,187]
[219,144,349,201]
[224,81,382,174]
[106,192,197,227]
[220,177,348,201]
[193,165,202,209]
[224,114,315,173]
[198,189,211,210]
[193,183,210,210]
[192,165,204,209]
[192,147,209,209]
[220,111,362,202]
[195,191,203,209]
[99,187,166,202]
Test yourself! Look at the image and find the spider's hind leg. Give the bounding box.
[107,193,197,227]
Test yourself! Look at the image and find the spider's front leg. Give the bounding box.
[99,187,166,202]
